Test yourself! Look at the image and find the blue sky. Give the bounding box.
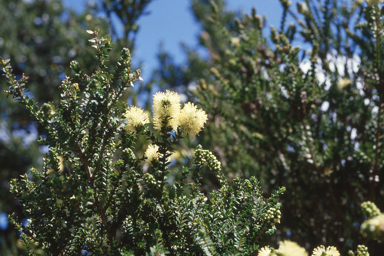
[63,0,299,80]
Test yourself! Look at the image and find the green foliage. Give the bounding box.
[1,31,284,255]
[0,0,111,254]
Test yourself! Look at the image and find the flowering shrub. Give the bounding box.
[1,30,285,255]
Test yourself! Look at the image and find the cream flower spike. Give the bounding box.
[277,240,308,256]
[124,106,149,135]
[312,245,340,256]
[152,90,181,131]
[144,144,159,163]
[179,102,208,138]
[258,246,276,256]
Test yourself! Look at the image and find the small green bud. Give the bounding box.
[70,60,80,73]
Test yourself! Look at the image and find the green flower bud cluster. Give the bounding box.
[143,173,156,186]
[361,201,381,219]
[194,145,221,171]
[122,148,136,162]
[348,245,370,256]
[143,173,160,197]
[263,206,281,225]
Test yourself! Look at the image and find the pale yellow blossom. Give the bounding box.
[361,213,384,240]
[277,240,308,256]
[179,102,208,138]
[145,144,159,163]
[258,246,276,256]
[124,106,149,135]
[153,90,181,131]
[312,245,340,256]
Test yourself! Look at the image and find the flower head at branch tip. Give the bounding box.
[263,206,281,225]
[277,240,308,256]
[145,144,159,163]
[361,201,381,219]
[355,245,370,256]
[360,213,384,240]
[312,245,340,256]
[179,102,208,138]
[194,147,221,171]
[258,246,276,256]
[153,90,181,131]
[124,106,149,135]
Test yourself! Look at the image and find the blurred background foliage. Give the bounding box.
[1,0,384,255]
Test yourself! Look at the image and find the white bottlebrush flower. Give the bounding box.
[145,144,159,163]
[124,106,149,135]
[361,213,384,240]
[277,240,308,256]
[312,245,340,256]
[179,102,208,138]
[258,246,276,256]
[152,90,181,131]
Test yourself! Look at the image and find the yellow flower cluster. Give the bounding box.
[312,245,340,256]
[179,102,208,138]
[124,106,149,135]
[277,241,308,256]
[361,213,384,240]
[153,90,181,131]
[128,91,209,165]
[258,241,306,256]
[152,90,207,138]
[258,241,342,256]
[144,144,159,163]
[258,246,273,256]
